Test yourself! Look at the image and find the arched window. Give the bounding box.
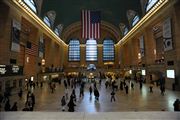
[43,16,51,27]
[54,27,59,36]
[132,15,140,27]
[69,40,80,61]
[103,39,114,61]
[23,0,37,13]
[124,27,129,36]
[146,0,159,12]
[54,24,63,37]
[86,39,97,61]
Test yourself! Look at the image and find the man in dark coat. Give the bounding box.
[31,93,35,108]
[61,96,66,111]
[67,97,76,112]
[111,90,115,102]
[89,86,92,96]
[94,88,100,101]
[4,99,11,111]
[125,85,128,94]
[173,99,180,111]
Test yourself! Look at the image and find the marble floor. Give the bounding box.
[0,112,180,120]
[0,79,180,112]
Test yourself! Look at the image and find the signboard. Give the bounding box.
[11,19,21,52]
[166,70,175,79]
[163,18,173,51]
[0,65,7,75]
[0,65,23,77]
[139,36,145,57]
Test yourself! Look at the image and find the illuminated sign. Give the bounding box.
[142,70,146,75]
[0,65,23,77]
[51,74,59,78]
[166,70,175,79]
[12,65,20,73]
[0,65,7,75]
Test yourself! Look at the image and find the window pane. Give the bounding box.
[86,39,97,61]
[103,39,114,61]
[43,16,51,27]
[124,27,128,35]
[146,0,158,12]
[24,0,37,13]
[69,40,80,61]
[132,15,140,26]
[54,28,59,36]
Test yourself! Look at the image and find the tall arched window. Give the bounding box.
[54,27,59,36]
[132,15,140,27]
[23,0,37,13]
[54,24,63,37]
[69,40,80,61]
[103,39,114,61]
[146,0,159,12]
[43,16,51,27]
[86,39,97,61]
[124,27,129,36]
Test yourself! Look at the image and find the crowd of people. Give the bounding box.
[0,75,179,112]
[58,75,180,112]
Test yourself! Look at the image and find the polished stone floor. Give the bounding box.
[1,79,180,112]
[1,112,180,120]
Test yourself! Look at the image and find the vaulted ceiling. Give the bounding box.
[40,0,142,29]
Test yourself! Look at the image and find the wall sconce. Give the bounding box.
[138,53,141,59]
[42,59,45,66]
[26,57,29,63]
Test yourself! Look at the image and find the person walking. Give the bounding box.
[64,80,68,89]
[61,96,66,111]
[89,86,92,96]
[94,82,97,89]
[31,93,35,108]
[125,85,128,94]
[25,96,33,111]
[110,90,116,102]
[94,88,100,102]
[4,99,11,111]
[149,83,153,93]
[160,85,165,95]
[58,78,61,85]
[99,79,102,86]
[79,86,84,98]
[26,91,31,102]
[120,81,123,91]
[131,82,134,90]
[71,89,76,102]
[139,82,143,90]
[50,84,54,93]
[105,80,108,89]
[67,97,76,112]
